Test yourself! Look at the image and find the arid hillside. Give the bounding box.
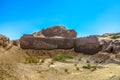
[1,26,120,80]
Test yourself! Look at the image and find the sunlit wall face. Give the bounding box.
[0,0,120,39]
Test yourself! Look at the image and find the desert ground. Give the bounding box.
[1,26,120,80]
[0,45,120,80]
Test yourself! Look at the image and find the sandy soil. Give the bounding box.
[0,46,120,80]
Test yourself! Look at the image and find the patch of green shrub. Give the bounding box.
[78,58,81,61]
[111,35,119,39]
[64,68,68,73]
[50,61,54,65]
[82,64,97,69]
[24,56,39,64]
[53,55,73,61]
[76,67,80,71]
[74,63,77,66]
[53,55,65,61]
[86,60,90,63]
[40,58,45,63]
[64,55,73,59]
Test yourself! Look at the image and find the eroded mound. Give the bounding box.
[1,26,120,80]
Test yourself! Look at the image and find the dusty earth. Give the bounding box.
[1,33,120,80]
[0,44,120,80]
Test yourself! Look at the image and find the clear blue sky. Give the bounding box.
[0,0,120,39]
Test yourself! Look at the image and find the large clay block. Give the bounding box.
[20,34,75,50]
[33,26,77,38]
[74,36,101,54]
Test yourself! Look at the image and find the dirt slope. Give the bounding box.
[0,46,120,80]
